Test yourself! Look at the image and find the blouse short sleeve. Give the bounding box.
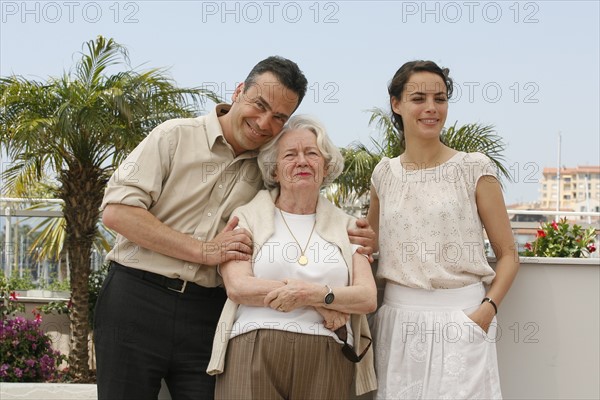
[463,152,499,191]
[371,157,391,195]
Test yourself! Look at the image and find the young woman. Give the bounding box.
[368,61,519,399]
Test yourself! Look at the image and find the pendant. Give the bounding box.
[298,255,308,266]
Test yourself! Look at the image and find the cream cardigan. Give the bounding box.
[207,189,377,395]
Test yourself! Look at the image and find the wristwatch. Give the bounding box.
[324,285,335,305]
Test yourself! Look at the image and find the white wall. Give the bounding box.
[492,258,600,400]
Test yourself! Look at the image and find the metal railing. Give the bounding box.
[1,197,107,284]
[2,198,599,284]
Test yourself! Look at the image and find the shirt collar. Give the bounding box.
[205,103,258,160]
[204,103,230,149]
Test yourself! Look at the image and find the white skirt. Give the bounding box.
[374,282,502,400]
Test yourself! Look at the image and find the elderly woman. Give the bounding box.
[207,115,378,399]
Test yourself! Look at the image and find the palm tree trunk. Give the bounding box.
[60,161,106,381]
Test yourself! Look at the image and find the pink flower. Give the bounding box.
[537,230,546,238]
[551,221,559,230]
[9,291,17,301]
[525,243,532,250]
[588,243,597,253]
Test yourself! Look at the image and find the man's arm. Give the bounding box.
[102,204,253,266]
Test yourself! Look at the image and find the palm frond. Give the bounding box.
[26,210,66,262]
[367,107,403,157]
[76,36,129,89]
[442,122,512,184]
[1,157,47,195]
[330,145,381,206]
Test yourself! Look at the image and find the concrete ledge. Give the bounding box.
[0,382,172,399]
[0,383,97,400]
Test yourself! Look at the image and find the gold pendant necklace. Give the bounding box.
[278,208,316,266]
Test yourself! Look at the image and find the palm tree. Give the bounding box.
[330,107,511,211]
[0,36,219,379]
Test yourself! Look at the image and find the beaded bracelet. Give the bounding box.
[481,297,498,314]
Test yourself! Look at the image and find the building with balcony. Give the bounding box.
[539,165,600,216]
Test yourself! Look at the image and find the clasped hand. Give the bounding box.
[264,279,349,331]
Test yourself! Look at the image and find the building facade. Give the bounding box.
[539,165,600,215]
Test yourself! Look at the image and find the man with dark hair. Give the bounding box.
[95,56,372,399]
[95,56,305,400]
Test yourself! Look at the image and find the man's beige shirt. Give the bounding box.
[101,104,263,287]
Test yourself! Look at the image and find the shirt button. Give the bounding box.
[188,265,194,270]
[207,212,212,217]
[218,184,223,189]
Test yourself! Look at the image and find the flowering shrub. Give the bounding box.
[1,290,24,318]
[1,274,67,382]
[0,273,26,318]
[0,314,66,382]
[523,218,598,257]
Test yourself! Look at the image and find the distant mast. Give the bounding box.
[556,131,561,220]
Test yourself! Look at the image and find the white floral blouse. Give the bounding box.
[372,151,497,289]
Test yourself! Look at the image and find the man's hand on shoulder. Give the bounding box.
[348,218,376,263]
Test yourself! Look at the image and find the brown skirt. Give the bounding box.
[215,329,354,400]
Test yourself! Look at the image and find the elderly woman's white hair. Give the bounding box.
[258,115,344,190]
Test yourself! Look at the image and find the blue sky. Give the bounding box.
[1,0,599,205]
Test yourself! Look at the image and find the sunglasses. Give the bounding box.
[335,325,372,363]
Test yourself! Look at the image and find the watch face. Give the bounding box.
[325,292,335,305]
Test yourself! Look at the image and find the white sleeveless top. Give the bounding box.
[371,151,497,289]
